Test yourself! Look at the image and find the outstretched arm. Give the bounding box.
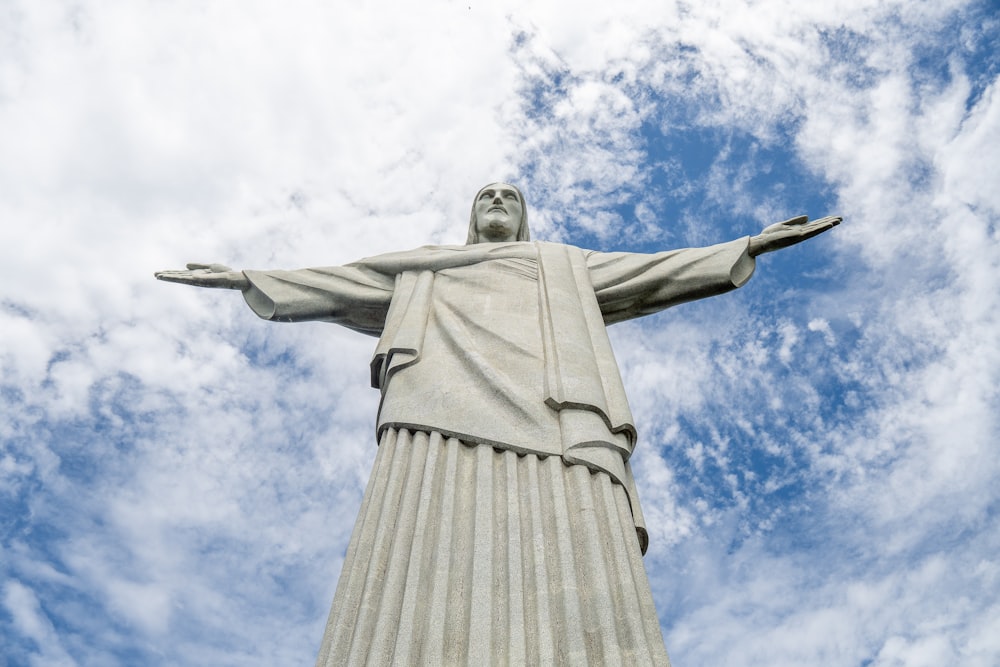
[154,263,250,290]
[748,215,841,257]
[588,214,839,324]
[157,259,396,335]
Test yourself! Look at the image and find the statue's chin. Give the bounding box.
[479,223,515,242]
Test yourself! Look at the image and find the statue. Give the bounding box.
[156,183,839,666]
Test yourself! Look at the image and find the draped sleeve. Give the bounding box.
[241,263,396,337]
[239,243,537,337]
[587,237,756,324]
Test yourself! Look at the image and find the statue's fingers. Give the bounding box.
[811,218,840,234]
[798,218,839,239]
[783,215,809,226]
[186,262,211,270]
[154,271,190,283]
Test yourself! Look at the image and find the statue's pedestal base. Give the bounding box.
[316,428,670,666]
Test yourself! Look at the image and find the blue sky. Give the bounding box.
[1,1,998,665]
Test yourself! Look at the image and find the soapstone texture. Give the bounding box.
[155,182,839,666]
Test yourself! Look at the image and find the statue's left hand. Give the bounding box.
[748,215,841,257]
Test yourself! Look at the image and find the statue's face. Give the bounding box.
[473,183,523,243]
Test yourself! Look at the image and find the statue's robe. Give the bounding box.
[242,239,754,666]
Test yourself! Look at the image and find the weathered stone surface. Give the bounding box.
[155,182,839,666]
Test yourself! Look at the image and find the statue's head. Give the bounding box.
[466,182,530,244]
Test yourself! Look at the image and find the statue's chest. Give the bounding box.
[431,259,541,353]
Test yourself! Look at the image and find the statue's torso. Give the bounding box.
[377,256,560,455]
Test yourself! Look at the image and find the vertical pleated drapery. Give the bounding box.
[315,429,671,666]
[240,238,755,666]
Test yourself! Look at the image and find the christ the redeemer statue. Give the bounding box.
[156,183,838,666]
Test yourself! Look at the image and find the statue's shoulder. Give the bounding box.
[354,244,459,263]
[534,241,597,261]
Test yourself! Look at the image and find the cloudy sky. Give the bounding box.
[2,0,998,665]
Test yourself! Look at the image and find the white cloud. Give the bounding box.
[3,580,75,667]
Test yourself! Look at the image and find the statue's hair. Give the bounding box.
[466,183,530,244]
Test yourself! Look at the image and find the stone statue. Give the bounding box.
[156,183,838,666]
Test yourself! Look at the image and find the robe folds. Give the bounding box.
[241,238,754,666]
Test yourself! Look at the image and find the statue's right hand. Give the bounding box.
[154,263,250,290]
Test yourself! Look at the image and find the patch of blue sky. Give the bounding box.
[510,28,572,111]
[692,153,827,234]
[0,630,42,666]
[519,74,572,126]
[3,433,109,549]
[554,107,838,256]
[1,475,60,545]
[1,525,133,663]
[38,375,181,484]
[239,332,303,371]
[263,563,326,614]
[49,427,119,488]
[667,410,813,511]
[650,336,861,533]
[816,24,882,91]
[962,15,1000,111]
[912,2,999,112]
[0,383,27,405]
[815,1,999,114]
[88,372,157,425]
[35,580,118,636]
[5,472,98,562]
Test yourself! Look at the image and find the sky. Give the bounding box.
[1,0,998,665]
